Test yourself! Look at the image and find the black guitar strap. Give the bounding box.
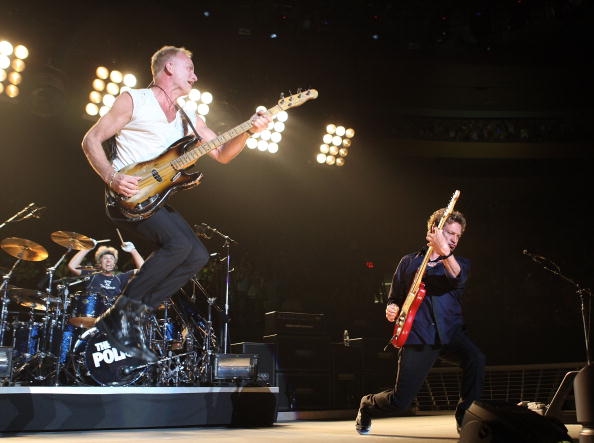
[175,104,203,142]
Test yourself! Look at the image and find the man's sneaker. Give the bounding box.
[355,407,371,434]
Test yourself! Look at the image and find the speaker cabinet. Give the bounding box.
[263,334,330,372]
[275,372,331,411]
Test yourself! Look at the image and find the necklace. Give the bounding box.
[150,84,177,110]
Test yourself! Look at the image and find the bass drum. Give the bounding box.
[71,327,146,386]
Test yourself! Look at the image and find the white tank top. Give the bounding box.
[112,88,184,171]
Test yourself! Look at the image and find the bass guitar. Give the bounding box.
[389,189,461,348]
[106,89,318,221]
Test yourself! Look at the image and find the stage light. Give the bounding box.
[85,103,99,116]
[14,45,29,59]
[317,123,355,167]
[177,87,213,122]
[85,66,138,118]
[0,40,28,100]
[109,70,123,83]
[106,82,119,95]
[96,66,109,80]
[246,106,288,155]
[12,59,25,72]
[246,138,258,149]
[123,73,136,87]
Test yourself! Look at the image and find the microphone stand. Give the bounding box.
[0,202,45,230]
[189,276,223,383]
[525,252,593,440]
[195,223,237,354]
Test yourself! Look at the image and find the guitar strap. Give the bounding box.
[175,104,203,143]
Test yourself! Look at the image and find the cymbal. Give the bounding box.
[1,237,48,261]
[51,231,95,250]
[8,286,47,311]
[76,265,100,271]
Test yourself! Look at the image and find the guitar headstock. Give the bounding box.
[436,190,461,229]
[277,89,318,111]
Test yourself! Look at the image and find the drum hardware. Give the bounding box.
[0,202,45,231]
[1,237,48,356]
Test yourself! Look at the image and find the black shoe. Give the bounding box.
[95,296,157,363]
[355,408,371,434]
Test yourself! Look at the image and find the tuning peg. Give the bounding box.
[279,92,285,99]
[297,88,302,93]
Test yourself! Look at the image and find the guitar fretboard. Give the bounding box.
[170,104,282,170]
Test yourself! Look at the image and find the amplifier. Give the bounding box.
[230,342,275,384]
[263,334,330,372]
[264,311,325,336]
[213,353,258,380]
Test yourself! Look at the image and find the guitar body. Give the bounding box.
[391,282,426,348]
[106,136,202,220]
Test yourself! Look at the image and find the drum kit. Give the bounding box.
[0,231,218,387]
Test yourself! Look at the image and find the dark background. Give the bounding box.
[1,0,593,365]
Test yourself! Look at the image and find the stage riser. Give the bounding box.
[0,387,278,432]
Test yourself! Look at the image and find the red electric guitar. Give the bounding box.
[389,190,461,348]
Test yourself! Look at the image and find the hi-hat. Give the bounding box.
[8,286,47,311]
[1,237,48,261]
[51,231,95,250]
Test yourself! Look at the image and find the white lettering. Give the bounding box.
[92,352,104,367]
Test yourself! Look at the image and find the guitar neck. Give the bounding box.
[171,105,283,170]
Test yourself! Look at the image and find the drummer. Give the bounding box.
[67,241,144,311]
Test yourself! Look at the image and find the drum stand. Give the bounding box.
[19,248,72,385]
[0,259,22,384]
[0,258,21,347]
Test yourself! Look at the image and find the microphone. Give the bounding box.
[522,249,546,263]
[193,224,212,239]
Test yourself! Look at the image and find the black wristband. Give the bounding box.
[429,251,453,263]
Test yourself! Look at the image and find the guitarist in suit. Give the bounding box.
[356,209,485,434]
[81,46,271,361]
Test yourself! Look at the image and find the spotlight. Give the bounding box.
[177,88,213,122]
[247,107,288,155]
[0,40,28,101]
[85,66,138,118]
[316,123,355,166]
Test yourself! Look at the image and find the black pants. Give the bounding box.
[112,206,210,309]
[361,327,485,426]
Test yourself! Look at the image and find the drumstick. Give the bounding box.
[116,228,125,244]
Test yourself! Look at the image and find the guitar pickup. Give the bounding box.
[151,169,163,182]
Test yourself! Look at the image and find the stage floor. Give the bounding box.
[2,413,583,442]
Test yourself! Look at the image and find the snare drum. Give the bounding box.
[71,327,146,386]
